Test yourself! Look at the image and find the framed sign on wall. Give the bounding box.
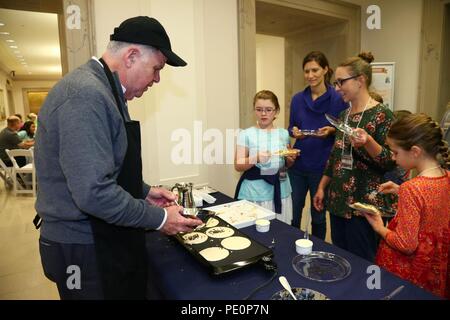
[22,88,50,115]
[371,62,395,111]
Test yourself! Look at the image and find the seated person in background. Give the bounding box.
[14,113,24,130]
[26,112,38,129]
[363,113,450,299]
[0,116,34,167]
[234,90,298,224]
[18,120,36,141]
[27,112,37,122]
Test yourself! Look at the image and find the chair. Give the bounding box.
[5,148,36,196]
[0,158,13,190]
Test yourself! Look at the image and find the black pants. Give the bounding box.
[330,214,379,262]
[39,237,103,300]
[3,156,26,168]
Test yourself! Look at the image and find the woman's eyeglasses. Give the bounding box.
[333,74,360,87]
[255,107,276,113]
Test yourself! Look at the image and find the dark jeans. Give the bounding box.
[330,214,379,262]
[289,168,326,239]
[39,237,103,299]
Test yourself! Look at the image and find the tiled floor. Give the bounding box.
[0,183,58,300]
[0,182,330,300]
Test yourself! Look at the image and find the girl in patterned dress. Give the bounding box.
[313,52,396,261]
[363,113,450,299]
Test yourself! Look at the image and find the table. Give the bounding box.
[145,192,438,300]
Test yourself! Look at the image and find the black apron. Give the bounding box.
[88,58,147,299]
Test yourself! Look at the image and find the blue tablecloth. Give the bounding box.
[145,192,438,300]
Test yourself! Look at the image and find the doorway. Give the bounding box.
[238,0,360,129]
[0,0,96,117]
[418,0,450,122]
[438,3,450,120]
[0,0,96,75]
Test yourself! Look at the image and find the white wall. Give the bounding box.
[343,0,423,113]
[256,34,285,128]
[0,71,9,128]
[93,0,240,196]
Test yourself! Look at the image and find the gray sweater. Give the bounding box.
[35,59,165,244]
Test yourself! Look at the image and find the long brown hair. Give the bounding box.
[302,51,333,85]
[388,113,450,169]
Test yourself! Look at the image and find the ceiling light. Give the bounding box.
[14,50,20,54]
[0,32,10,35]
[6,39,15,43]
[0,23,4,27]
[9,45,18,49]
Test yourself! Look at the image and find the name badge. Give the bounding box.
[341,154,353,170]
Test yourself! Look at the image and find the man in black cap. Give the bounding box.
[35,16,201,300]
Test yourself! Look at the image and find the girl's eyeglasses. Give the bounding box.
[333,74,360,87]
[255,107,276,113]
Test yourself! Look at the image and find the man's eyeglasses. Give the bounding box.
[333,74,360,87]
[255,107,276,113]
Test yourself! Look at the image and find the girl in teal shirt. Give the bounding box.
[235,90,298,224]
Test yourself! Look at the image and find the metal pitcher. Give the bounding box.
[171,182,197,216]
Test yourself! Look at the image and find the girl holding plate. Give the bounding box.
[234,90,298,224]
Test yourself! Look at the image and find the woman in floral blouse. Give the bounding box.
[313,52,396,262]
[363,113,449,299]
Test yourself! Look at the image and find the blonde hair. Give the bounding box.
[339,51,375,88]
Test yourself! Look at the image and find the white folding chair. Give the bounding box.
[0,158,14,190]
[5,148,36,196]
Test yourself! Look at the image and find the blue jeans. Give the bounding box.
[288,168,326,239]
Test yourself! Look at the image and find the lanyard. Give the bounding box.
[341,98,371,158]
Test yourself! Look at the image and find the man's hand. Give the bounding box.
[160,205,203,235]
[146,187,177,208]
[19,139,35,149]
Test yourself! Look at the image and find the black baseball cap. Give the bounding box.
[110,16,187,67]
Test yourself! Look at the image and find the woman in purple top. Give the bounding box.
[288,51,347,239]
